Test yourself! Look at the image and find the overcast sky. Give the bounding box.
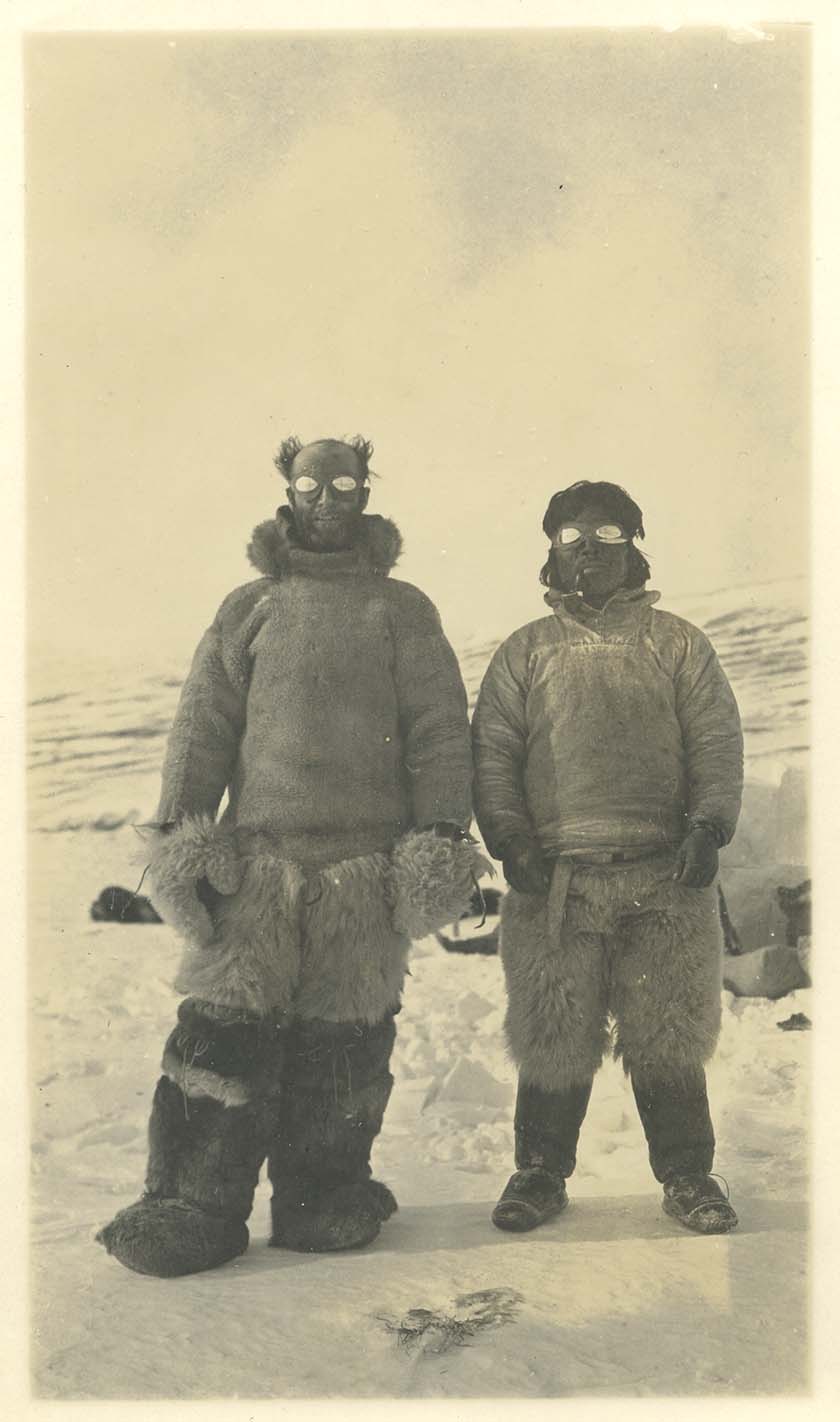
[26,26,809,665]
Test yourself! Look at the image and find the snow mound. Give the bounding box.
[423,1057,513,1111]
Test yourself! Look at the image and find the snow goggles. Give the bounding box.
[292,474,363,494]
[552,523,629,547]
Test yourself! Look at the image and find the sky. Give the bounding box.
[25,24,810,666]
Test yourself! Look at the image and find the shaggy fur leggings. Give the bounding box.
[145,997,397,1222]
[500,857,723,1183]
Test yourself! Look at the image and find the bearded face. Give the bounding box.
[286,442,370,551]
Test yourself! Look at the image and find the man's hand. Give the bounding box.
[673,827,719,888]
[502,834,552,895]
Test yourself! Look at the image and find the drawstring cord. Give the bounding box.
[329,1048,354,1105]
[180,1036,209,1121]
[110,850,152,921]
[302,866,327,910]
[470,872,488,928]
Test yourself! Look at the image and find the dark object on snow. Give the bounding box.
[722,944,810,1000]
[777,1012,812,1032]
[436,886,502,954]
[717,884,743,955]
[90,885,163,924]
[777,880,811,947]
[378,1288,523,1355]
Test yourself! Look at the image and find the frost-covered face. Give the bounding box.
[549,500,631,607]
[287,442,370,550]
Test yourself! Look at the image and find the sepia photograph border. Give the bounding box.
[3,0,839,1418]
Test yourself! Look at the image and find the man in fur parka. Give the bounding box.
[97,436,481,1277]
[472,480,743,1236]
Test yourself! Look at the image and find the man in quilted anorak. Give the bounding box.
[98,437,480,1276]
[472,481,743,1236]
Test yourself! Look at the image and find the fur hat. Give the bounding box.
[542,481,646,541]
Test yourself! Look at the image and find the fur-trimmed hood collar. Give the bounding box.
[247,506,403,579]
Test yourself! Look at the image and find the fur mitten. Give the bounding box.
[390,830,492,942]
[146,815,243,948]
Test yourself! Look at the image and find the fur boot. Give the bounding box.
[97,1001,271,1277]
[268,1014,398,1252]
[96,1076,265,1276]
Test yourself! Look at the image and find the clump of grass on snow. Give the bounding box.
[377,1287,523,1357]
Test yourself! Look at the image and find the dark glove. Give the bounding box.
[502,833,552,895]
[673,827,719,888]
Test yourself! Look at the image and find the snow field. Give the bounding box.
[28,826,810,1399]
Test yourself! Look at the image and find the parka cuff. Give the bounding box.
[686,817,729,849]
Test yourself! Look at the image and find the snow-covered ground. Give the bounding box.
[25,577,818,1401]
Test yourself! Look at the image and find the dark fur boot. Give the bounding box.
[268,1014,398,1252]
[98,1068,265,1277]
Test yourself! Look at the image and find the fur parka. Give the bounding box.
[157,510,473,860]
[147,510,481,1016]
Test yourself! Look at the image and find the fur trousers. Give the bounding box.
[148,818,483,1019]
[499,855,723,1092]
[170,847,408,1023]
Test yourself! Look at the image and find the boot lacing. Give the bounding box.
[679,1173,734,1223]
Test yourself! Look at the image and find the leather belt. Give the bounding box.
[564,846,668,866]
[546,845,671,940]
